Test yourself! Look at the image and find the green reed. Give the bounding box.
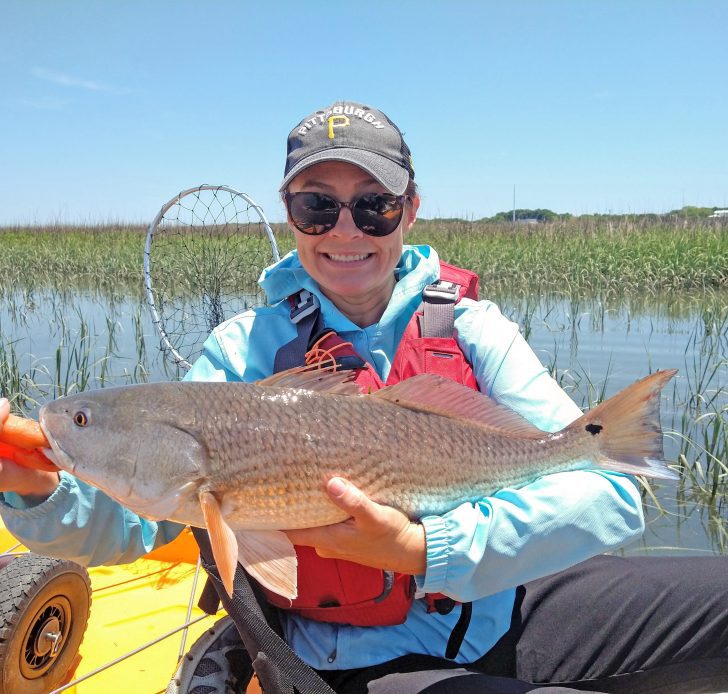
[409,216,728,299]
[1,217,726,300]
[0,225,146,296]
[0,295,157,417]
[673,305,728,503]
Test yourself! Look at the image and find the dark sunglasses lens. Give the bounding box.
[352,194,404,236]
[288,193,339,234]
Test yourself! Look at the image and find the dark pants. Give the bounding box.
[317,555,728,693]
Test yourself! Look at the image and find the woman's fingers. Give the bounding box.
[285,478,426,575]
[0,398,9,429]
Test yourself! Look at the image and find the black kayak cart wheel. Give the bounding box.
[0,553,91,694]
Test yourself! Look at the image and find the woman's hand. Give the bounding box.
[285,477,426,575]
[0,398,60,501]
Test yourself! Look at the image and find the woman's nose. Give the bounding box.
[328,205,362,238]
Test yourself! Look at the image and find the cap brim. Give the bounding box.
[280,148,410,195]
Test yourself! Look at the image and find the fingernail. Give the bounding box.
[328,477,347,497]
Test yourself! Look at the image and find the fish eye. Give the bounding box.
[73,409,90,427]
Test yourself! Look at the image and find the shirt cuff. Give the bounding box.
[0,472,75,517]
[415,514,451,594]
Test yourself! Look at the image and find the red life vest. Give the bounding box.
[265,261,479,628]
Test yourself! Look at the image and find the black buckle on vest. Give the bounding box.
[432,597,457,615]
[290,290,321,324]
[422,281,459,304]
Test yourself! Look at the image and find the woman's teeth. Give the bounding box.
[326,253,371,262]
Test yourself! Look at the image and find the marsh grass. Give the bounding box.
[1,217,726,298]
[672,306,728,516]
[542,298,727,552]
[0,225,145,293]
[409,216,727,298]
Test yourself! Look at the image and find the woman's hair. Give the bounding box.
[405,179,419,213]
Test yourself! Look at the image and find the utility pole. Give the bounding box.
[512,185,516,226]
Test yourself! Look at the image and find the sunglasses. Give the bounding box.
[284,191,407,237]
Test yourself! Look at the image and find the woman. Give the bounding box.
[2,101,728,693]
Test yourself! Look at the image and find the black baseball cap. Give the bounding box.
[280,101,415,195]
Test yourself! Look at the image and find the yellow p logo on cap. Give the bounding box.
[328,115,350,139]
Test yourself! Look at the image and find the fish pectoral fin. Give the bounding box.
[374,374,545,437]
[235,529,298,602]
[199,491,239,597]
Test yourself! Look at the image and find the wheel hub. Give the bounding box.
[21,599,70,678]
[34,615,63,658]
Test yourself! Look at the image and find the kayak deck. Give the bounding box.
[1,524,212,693]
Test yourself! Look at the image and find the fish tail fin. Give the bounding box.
[571,369,679,481]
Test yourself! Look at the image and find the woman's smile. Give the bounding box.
[321,252,374,263]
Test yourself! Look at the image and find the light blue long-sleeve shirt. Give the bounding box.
[0,245,644,670]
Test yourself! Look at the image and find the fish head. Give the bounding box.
[39,385,206,521]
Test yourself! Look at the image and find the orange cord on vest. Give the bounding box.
[304,333,354,371]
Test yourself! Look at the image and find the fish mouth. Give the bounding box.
[38,409,76,474]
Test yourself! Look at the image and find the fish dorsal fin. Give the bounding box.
[257,364,361,396]
[234,529,298,601]
[373,374,545,437]
[199,490,239,597]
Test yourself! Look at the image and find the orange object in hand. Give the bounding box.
[0,413,58,471]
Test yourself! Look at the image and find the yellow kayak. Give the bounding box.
[0,523,218,693]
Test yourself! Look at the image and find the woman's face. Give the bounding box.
[286,160,418,321]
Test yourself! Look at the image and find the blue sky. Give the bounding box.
[1,1,726,225]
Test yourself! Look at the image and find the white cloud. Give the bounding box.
[31,67,130,95]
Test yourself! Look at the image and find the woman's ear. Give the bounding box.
[403,194,420,233]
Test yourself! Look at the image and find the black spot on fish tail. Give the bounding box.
[585,423,603,436]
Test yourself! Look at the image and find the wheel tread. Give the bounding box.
[0,553,92,693]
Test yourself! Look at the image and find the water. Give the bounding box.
[500,293,727,557]
[1,286,726,556]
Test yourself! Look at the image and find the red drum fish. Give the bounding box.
[38,367,678,599]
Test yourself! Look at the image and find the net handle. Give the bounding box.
[143,185,280,370]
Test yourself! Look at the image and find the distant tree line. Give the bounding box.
[666,206,724,218]
[487,208,571,223]
[469,206,725,223]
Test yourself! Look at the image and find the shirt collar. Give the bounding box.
[259,245,441,309]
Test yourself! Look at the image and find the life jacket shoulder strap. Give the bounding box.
[419,261,479,339]
[272,292,326,374]
[420,280,458,339]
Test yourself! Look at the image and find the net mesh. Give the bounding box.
[147,187,278,368]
